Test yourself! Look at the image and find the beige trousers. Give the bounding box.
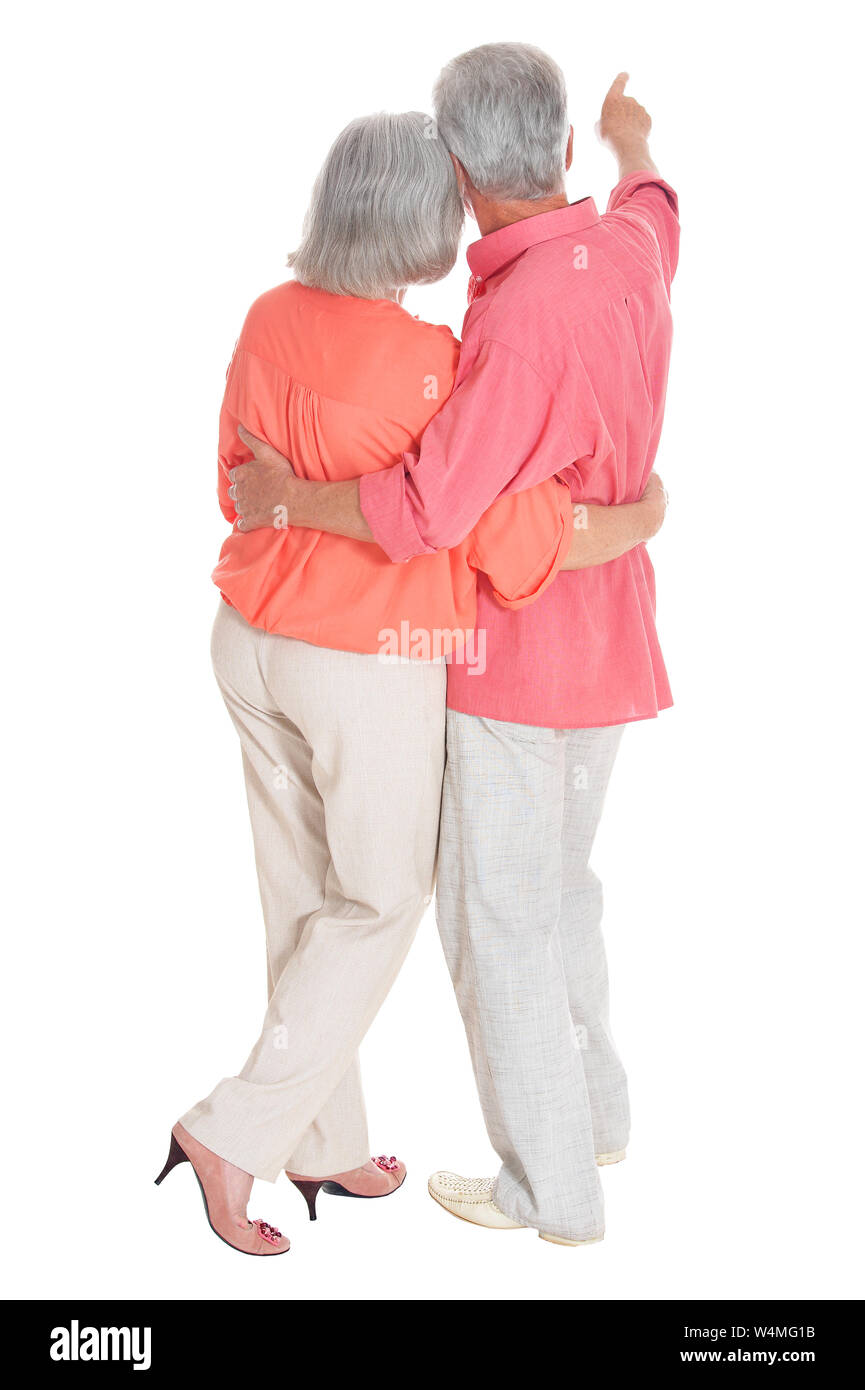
[181,602,446,1181]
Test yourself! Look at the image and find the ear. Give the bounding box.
[449,151,470,199]
[450,153,478,220]
[565,125,574,173]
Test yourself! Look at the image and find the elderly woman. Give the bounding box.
[155,111,658,1255]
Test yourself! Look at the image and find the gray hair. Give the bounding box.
[288,112,464,299]
[433,42,569,200]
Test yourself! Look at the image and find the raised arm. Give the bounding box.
[598,73,678,293]
[596,72,658,179]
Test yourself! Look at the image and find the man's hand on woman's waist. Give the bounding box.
[228,422,668,566]
[230,424,373,542]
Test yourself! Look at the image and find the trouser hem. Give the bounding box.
[492,1176,605,1244]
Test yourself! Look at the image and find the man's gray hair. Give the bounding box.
[433,42,569,201]
[288,112,464,300]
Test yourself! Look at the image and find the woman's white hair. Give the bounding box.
[288,112,464,300]
[433,42,569,201]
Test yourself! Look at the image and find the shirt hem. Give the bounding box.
[443,692,674,731]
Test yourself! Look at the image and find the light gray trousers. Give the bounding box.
[435,709,628,1242]
[181,603,446,1181]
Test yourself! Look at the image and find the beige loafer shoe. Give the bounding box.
[428,1171,604,1245]
[596,1149,626,1166]
[427,1171,523,1230]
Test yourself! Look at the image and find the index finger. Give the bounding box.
[605,71,630,100]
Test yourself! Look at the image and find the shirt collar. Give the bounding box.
[466,197,600,282]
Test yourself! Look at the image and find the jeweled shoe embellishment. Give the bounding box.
[253,1219,283,1245]
[372,1154,400,1172]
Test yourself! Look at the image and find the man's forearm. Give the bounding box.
[613,136,659,181]
[560,499,658,570]
[231,426,376,540]
[283,476,374,542]
[286,476,659,564]
[290,481,659,566]
[232,427,666,563]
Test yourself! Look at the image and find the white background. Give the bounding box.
[2,0,863,1302]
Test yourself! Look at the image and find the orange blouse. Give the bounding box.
[213,281,572,658]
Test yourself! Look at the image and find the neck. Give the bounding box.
[474,190,569,237]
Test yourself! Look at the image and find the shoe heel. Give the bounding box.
[154,1131,189,1186]
[289,1179,324,1221]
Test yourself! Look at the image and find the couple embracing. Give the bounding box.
[156,41,678,1254]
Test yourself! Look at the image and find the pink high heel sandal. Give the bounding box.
[286,1154,406,1221]
[155,1123,290,1256]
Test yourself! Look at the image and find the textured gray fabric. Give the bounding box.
[436,709,627,1241]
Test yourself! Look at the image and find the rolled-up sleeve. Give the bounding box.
[358,340,580,562]
[467,477,574,610]
[606,171,680,289]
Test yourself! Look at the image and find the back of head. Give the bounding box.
[288,111,464,300]
[433,41,569,201]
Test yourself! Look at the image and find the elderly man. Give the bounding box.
[232,44,678,1246]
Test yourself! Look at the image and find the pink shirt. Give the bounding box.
[358,171,679,728]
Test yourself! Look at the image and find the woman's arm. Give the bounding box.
[559,472,667,571]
